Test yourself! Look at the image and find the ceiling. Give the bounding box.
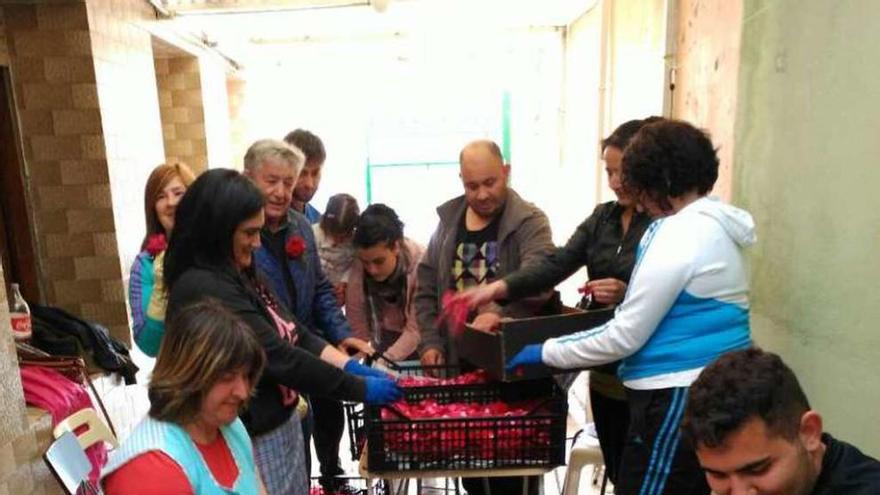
[152,0,599,65]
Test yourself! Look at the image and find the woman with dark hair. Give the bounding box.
[129,162,196,356]
[456,118,657,484]
[505,119,756,495]
[346,203,425,361]
[103,299,267,494]
[313,193,360,306]
[164,169,401,495]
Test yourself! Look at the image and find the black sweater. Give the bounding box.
[813,433,880,494]
[167,265,366,436]
[504,201,652,302]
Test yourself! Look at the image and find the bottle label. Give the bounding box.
[10,313,32,337]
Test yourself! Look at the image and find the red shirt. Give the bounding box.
[103,433,239,494]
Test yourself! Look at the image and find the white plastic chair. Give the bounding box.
[44,431,102,494]
[53,407,119,450]
[563,425,605,495]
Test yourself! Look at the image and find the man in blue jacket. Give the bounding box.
[244,138,371,493]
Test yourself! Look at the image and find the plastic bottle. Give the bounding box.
[9,283,32,341]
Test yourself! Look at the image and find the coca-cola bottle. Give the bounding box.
[9,283,32,341]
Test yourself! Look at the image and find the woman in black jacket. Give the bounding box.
[458,118,661,487]
[164,168,401,495]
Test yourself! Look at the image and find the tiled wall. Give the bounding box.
[155,54,209,174]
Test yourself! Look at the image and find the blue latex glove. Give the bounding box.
[364,376,403,404]
[505,344,544,373]
[344,359,390,379]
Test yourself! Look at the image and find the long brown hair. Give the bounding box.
[148,299,265,425]
[142,162,196,250]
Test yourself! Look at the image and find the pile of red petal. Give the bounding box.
[397,370,489,388]
[383,399,536,420]
[379,398,551,458]
[144,233,167,256]
[438,290,470,337]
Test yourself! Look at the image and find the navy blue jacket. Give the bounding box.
[254,209,353,344]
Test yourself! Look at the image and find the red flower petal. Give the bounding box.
[145,233,167,256]
[285,235,306,258]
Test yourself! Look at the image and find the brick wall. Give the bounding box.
[155,54,209,174]
[2,0,159,472]
[3,2,131,343]
[154,44,235,173]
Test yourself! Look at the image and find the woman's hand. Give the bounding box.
[505,344,544,373]
[584,278,628,305]
[470,312,503,334]
[419,348,445,377]
[451,280,509,310]
[333,282,347,307]
[344,359,390,379]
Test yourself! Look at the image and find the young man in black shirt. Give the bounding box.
[683,348,880,495]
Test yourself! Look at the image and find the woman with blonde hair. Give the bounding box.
[102,299,268,494]
[129,162,195,356]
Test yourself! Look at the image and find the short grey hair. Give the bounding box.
[243,139,305,176]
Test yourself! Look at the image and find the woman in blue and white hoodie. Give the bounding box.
[509,120,756,495]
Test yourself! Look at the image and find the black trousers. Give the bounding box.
[461,475,540,495]
[615,387,709,495]
[303,396,346,487]
[590,388,629,485]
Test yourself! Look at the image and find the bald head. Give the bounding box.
[459,139,509,219]
[459,140,504,167]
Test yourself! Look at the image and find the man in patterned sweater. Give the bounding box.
[415,140,554,494]
[416,139,555,369]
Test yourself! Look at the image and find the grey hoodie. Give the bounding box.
[415,189,554,364]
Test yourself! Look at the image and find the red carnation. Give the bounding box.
[285,235,306,259]
[145,233,167,256]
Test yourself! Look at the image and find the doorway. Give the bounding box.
[0,67,41,303]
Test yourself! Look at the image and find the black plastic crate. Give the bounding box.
[344,400,365,461]
[362,364,567,473]
[460,307,615,381]
[344,364,466,461]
